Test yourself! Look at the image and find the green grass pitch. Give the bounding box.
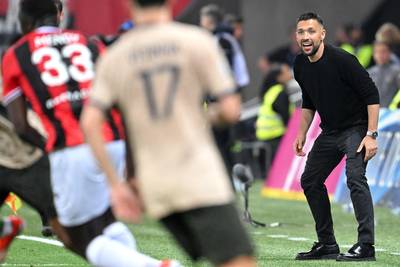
[2,181,400,266]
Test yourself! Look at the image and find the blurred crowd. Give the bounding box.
[241,18,400,180]
[1,3,399,182]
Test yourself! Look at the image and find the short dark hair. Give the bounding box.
[297,12,324,26]
[200,4,224,25]
[19,0,58,21]
[132,0,166,7]
[19,0,59,33]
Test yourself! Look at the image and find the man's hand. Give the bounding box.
[110,181,142,223]
[293,134,306,156]
[357,136,378,162]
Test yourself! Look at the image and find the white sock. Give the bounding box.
[103,222,136,250]
[1,219,13,237]
[86,235,161,267]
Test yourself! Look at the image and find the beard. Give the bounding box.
[302,41,321,57]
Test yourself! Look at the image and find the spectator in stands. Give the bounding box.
[389,89,400,109]
[340,23,374,68]
[334,24,350,47]
[224,13,244,42]
[256,63,293,177]
[368,41,400,107]
[200,4,249,178]
[200,4,249,90]
[375,22,400,61]
[263,26,301,68]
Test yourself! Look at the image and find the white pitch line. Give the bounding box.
[287,237,309,241]
[16,235,64,247]
[391,252,400,256]
[267,234,288,238]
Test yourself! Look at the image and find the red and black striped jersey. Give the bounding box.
[2,27,123,152]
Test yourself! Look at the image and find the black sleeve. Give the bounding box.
[272,90,290,125]
[218,37,234,68]
[293,59,316,110]
[339,52,380,105]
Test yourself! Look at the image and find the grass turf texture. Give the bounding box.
[1,181,399,267]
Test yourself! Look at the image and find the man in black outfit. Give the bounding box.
[293,13,380,262]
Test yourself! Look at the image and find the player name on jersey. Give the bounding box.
[34,32,80,47]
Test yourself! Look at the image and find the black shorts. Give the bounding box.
[64,208,115,259]
[160,203,254,265]
[0,155,57,222]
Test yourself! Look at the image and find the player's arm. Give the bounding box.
[207,93,241,125]
[81,104,120,186]
[5,96,46,150]
[2,50,45,150]
[81,53,141,223]
[81,103,142,223]
[195,32,241,125]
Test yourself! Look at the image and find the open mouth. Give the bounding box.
[302,43,313,48]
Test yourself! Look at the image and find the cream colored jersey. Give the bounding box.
[90,22,236,219]
[0,114,42,169]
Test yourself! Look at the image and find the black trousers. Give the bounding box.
[301,125,374,245]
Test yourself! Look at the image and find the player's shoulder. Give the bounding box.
[132,22,214,43]
[2,34,29,62]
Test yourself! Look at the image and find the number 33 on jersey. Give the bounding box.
[2,29,103,108]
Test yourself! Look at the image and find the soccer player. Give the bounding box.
[2,0,177,266]
[81,0,256,266]
[0,103,56,237]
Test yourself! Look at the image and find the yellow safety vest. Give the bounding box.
[341,43,373,68]
[389,89,400,110]
[256,84,287,141]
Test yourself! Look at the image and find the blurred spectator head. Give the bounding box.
[375,23,400,45]
[344,23,363,45]
[200,4,224,32]
[259,63,293,98]
[53,0,64,24]
[258,53,271,75]
[53,0,63,13]
[277,63,293,84]
[224,13,243,40]
[334,24,350,46]
[373,40,392,66]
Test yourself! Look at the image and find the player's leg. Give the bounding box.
[161,212,203,262]
[50,142,167,266]
[0,169,25,262]
[5,155,56,236]
[299,132,343,247]
[161,203,255,267]
[0,215,24,262]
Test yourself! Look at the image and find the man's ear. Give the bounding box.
[321,28,326,41]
